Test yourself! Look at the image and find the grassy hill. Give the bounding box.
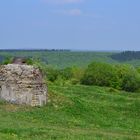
[0,85,139,140]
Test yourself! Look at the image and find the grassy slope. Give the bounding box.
[0,85,139,140]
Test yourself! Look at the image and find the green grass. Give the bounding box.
[0,85,140,140]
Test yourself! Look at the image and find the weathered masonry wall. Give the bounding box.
[0,64,47,106]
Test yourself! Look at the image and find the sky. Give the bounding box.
[0,0,140,51]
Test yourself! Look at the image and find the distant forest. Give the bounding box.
[111,51,140,62]
[0,49,71,52]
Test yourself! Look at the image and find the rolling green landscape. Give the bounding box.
[0,85,140,140]
[0,50,140,140]
[1,0,140,139]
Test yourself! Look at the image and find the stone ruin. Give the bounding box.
[0,58,47,106]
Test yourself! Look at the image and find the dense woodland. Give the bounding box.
[111,51,140,61]
[0,50,117,68]
[1,50,140,68]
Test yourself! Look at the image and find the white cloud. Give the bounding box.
[42,0,84,4]
[59,9,82,16]
[52,9,82,16]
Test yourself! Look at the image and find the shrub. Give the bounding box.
[58,66,85,84]
[59,67,73,80]
[81,62,120,88]
[71,66,85,84]
[116,65,140,92]
[2,56,13,65]
[137,67,140,74]
[25,58,34,65]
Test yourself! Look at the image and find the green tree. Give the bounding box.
[116,65,140,92]
[81,62,119,88]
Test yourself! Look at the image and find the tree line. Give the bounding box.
[37,61,140,92]
[111,51,140,62]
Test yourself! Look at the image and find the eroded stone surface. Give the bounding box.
[0,64,47,106]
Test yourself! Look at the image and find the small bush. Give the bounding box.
[2,56,13,65]
[81,62,120,89]
[59,67,73,80]
[25,58,34,65]
[116,65,140,92]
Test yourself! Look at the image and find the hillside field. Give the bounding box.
[0,85,139,140]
